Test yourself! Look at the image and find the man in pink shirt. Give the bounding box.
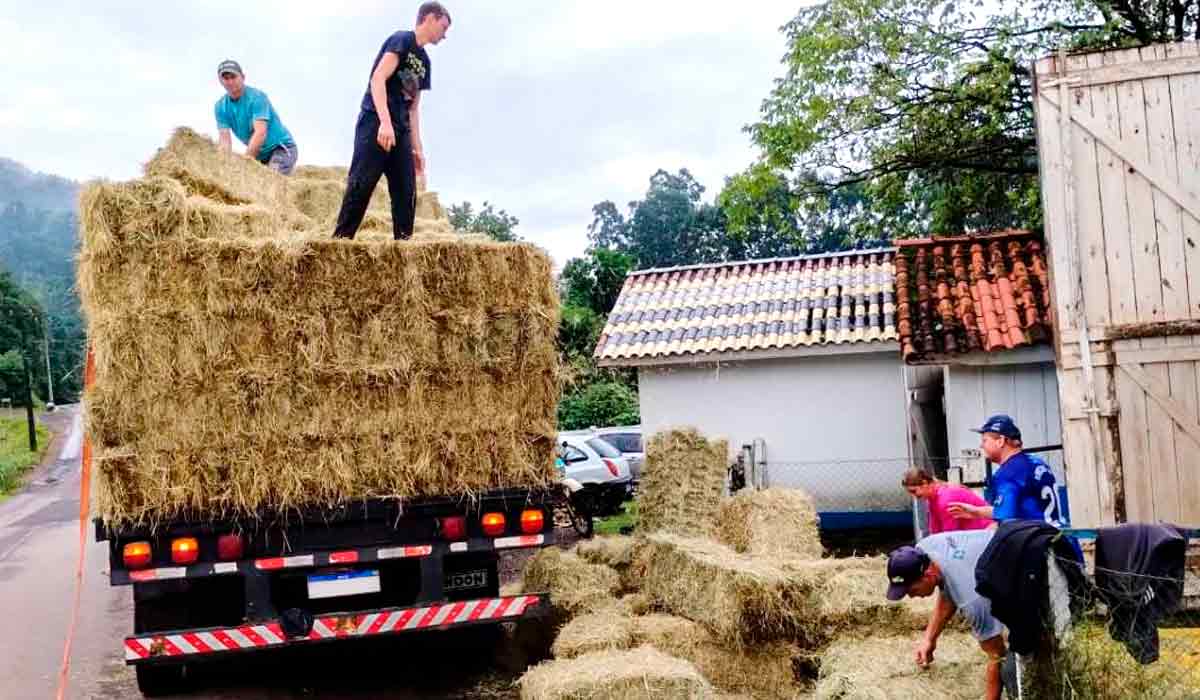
[902,467,992,534]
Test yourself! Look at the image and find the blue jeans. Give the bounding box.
[264,142,298,176]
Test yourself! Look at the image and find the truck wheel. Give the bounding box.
[136,664,189,697]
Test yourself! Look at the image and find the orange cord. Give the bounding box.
[56,348,94,700]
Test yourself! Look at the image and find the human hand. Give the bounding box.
[413,148,426,176]
[947,502,981,520]
[915,637,936,668]
[377,122,396,152]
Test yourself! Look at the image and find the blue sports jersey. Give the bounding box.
[989,452,1064,526]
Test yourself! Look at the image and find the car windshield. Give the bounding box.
[604,433,642,453]
[586,437,622,459]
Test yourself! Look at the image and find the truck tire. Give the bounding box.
[136,664,188,697]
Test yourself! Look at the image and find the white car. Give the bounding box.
[556,433,634,516]
[589,427,644,482]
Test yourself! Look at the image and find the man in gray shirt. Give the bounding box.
[886,530,1007,700]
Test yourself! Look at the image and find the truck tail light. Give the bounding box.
[123,541,152,569]
[440,516,467,541]
[217,533,244,561]
[520,509,545,534]
[481,512,506,537]
[603,459,620,477]
[171,537,200,565]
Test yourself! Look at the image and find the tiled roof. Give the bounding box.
[594,250,899,365]
[894,230,1053,363]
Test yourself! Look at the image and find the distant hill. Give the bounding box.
[0,158,79,212]
[0,157,83,402]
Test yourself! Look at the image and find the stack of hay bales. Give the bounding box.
[518,427,969,700]
[79,128,559,528]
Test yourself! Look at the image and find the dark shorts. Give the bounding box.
[264,143,298,175]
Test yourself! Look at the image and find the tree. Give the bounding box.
[0,268,45,450]
[747,0,1195,234]
[560,248,634,316]
[447,201,521,242]
[557,381,640,431]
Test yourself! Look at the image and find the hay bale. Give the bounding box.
[79,130,560,529]
[522,549,621,618]
[716,488,823,559]
[815,632,985,699]
[638,429,727,538]
[519,646,713,700]
[575,536,645,592]
[551,611,636,659]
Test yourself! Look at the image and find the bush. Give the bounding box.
[558,381,639,431]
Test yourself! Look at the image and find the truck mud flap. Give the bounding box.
[124,594,545,664]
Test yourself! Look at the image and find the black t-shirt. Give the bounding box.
[360,30,431,126]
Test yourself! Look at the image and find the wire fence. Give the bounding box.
[1007,533,1200,700]
[763,458,914,513]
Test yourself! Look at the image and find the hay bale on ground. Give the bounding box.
[638,429,727,538]
[520,646,713,700]
[816,632,985,699]
[575,536,645,592]
[716,488,823,559]
[79,129,560,529]
[522,549,621,618]
[551,610,636,659]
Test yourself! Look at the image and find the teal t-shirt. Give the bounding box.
[214,86,294,163]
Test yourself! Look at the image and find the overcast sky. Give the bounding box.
[0,1,811,265]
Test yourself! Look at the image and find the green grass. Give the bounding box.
[0,417,50,494]
[595,500,639,536]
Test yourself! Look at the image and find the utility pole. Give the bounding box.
[24,357,36,452]
[42,314,54,407]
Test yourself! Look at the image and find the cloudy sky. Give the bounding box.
[0,1,811,264]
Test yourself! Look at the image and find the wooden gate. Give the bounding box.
[1035,42,1200,528]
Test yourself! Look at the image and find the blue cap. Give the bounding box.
[971,414,1022,441]
[885,545,930,601]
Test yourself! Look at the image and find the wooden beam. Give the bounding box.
[1039,54,1200,88]
[1040,91,1200,222]
[1108,319,1200,341]
[1119,363,1200,445]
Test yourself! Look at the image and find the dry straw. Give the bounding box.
[715,488,824,559]
[521,548,622,619]
[574,535,646,593]
[519,646,713,700]
[815,632,985,699]
[638,428,728,537]
[79,128,560,528]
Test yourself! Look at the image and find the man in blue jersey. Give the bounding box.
[948,415,1066,527]
[214,60,298,175]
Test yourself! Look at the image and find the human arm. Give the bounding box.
[978,634,1006,700]
[218,130,232,152]
[370,53,400,151]
[947,502,994,521]
[915,589,957,667]
[245,120,267,161]
[410,90,424,176]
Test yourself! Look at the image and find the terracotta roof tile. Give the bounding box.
[594,249,898,364]
[895,231,1053,363]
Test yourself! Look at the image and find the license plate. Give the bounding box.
[307,569,381,600]
[444,569,488,592]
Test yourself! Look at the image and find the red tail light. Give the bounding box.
[217,534,244,561]
[123,541,152,569]
[603,458,620,477]
[481,512,506,537]
[440,516,467,541]
[171,537,200,565]
[520,509,545,534]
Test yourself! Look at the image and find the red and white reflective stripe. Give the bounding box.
[128,567,187,582]
[377,545,432,560]
[494,534,544,549]
[123,596,540,662]
[254,555,314,571]
[328,550,358,564]
[125,624,285,661]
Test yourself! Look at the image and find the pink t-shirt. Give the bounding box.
[927,483,992,533]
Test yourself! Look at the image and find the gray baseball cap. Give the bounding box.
[217,60,243,77]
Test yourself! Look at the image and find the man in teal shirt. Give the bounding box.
[214,60,298,175]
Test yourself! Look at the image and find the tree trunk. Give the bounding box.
[24,362,36,452]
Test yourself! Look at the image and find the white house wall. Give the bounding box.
[637,352,911,513]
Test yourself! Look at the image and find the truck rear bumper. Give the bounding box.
[125,593,544,664]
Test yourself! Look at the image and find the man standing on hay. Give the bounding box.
[332,2,451,240]
[886,531,1009,700]
[214,60,299,175]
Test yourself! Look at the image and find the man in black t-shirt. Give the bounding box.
[333,2,451,240]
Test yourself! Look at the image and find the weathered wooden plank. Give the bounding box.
[1069,54,1112,330]
[1034,76,1078,335]
[1114,361,1154,522]
[1036,53,1200,87]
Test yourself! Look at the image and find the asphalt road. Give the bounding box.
[0,406,539,699]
